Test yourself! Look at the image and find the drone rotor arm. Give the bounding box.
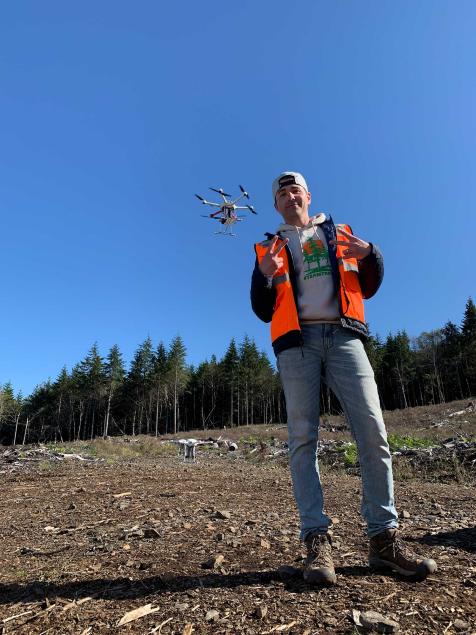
[230,193,246,205]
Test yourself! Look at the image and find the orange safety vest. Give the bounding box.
[254,224,366,348]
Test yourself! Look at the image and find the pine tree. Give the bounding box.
[414,330,445,404]
[103,345,125,437]
[382,332,414,409]
[167,336,189,434]
[461,297,476,341]
[77,343,107,439]
[151,342,169,436]
[221,338,239,426]
[52,366,71,441]
[239,336,262,425]
[441,322,464,401]
[125,337,155,435]
[461,297,476,394]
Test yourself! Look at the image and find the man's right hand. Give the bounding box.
[258,236,289,277]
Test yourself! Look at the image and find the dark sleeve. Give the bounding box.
[358,243,384,299]
[250,258,276,323]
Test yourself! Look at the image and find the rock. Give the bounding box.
[143,527,161,539]
[453,620,469,631]
[401,510,411,519]
[260,539,271,549]
[255,605,268,619]
[205,609,219,622]
[202,554,225,569]
[215,510,231,519]
[359,610,399,633]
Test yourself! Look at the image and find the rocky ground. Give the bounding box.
[0,401,475,634]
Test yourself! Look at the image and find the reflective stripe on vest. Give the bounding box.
[335,224,365,322]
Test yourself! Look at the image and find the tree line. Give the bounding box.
[0,298,475,445]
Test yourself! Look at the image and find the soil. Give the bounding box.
[0,404,475,634]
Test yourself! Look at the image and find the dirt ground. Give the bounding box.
[0,407,475,634]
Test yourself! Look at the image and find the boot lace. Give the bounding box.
[380,534,414,562]
[307,535,333,567]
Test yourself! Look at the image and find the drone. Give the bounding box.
[195,185,257,236]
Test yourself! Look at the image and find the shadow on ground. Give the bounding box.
[0,565,379,604]
[411,527,476,553]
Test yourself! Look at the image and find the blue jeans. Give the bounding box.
[277,323,398,540]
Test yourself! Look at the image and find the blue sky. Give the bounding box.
[1,0,474,396]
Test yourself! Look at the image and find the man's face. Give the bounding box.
[274,184,311,227]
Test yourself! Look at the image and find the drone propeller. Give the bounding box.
[195,194,206,202]
[239,185,250,199]
[247,205,257,215]
[209,187,231,197]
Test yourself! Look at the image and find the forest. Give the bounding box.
[0,298,475,445]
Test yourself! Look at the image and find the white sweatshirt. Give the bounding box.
[277,214,340,323]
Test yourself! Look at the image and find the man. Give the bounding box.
[250,171,436,585]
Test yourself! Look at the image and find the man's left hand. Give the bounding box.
[330,227,371,260]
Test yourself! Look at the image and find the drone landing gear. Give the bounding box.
[215,230,237,237]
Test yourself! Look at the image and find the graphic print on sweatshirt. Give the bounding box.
[302,237,332,280]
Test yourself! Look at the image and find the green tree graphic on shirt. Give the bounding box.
[302,239,331,280]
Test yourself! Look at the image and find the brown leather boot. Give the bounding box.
[369,529,437,580]
[303,533,337,585]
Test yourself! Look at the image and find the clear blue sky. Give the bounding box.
[1,1,475,396]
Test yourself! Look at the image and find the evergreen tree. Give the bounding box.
[0,382,18,443]
[414,330,445,404]
[239,336,262,425]
[220,338,240,426]
[77,343,107,438]
[381,332,414,409]
[103,345,125,437]
[167,336,189,434]
[151,342,169,435]
[52,366,71,441]
[440,322,464,401]
[461,297,476,341]
[461,297,476,394]
[124,337,155,435]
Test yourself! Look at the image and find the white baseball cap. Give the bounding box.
[272,172,309,199]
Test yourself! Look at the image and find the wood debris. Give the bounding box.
[117,603,161,626]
